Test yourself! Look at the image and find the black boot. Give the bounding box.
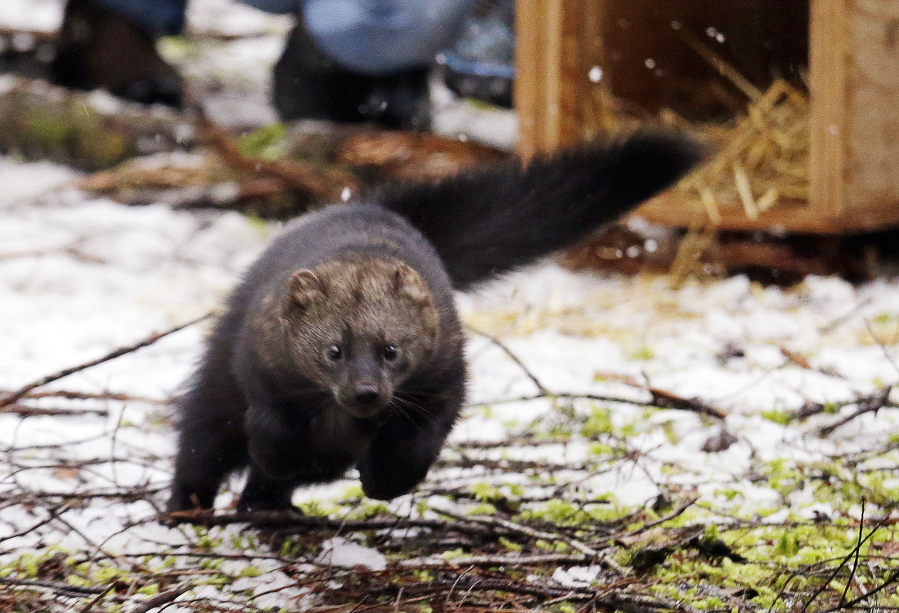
[50,0,183,107]
[273,21,431,131]
[441,0,515,108]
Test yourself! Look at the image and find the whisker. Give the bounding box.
[390,396,439,429]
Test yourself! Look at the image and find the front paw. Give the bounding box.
[358,463,427,501]
[166,483,216,513]
[236,489,297,512]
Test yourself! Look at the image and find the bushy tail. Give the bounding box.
[378,131,704,290]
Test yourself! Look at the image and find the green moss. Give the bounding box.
[581,407,614,438]
[588,442,615,456]
[534,539,569,552]
[347,501,392,520]
[193,526,223,550]
[774,532,800,557]
[470,482,503,502]
[440,548,467,560]
[297,500,337,516]
[467,503,498,515]
[137,583,160,596]
[620,421,639,437]
[237,123,287,160]
[280,539,302,557]
[760,409,793,425]
[715,488,744,502]
[92,566,126,584]
[239,565,261,578]
[498,537,522,551]
[519,499,590,527]
[199,558,223,571]
[661,420,680,445]
[626,346,656,361]
[24,107,70,153]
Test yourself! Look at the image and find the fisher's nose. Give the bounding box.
[354,384,380,406]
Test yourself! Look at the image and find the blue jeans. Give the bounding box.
[90,0,473,75]
[90,0,187,36]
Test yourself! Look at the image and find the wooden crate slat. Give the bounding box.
[516,0,899,233]
[808,0,849,222]
[846,5,899,212]
[515,0,607,159]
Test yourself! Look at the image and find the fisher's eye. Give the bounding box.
[326,344,343,361]
[382,344,398,362]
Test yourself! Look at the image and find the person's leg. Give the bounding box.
[244,0,474,74]
[50,0,186,107]
[272,18,431,129]
[260,0,474,128]
[86,0,187,36]
[301,0,473,75]
[441,0,515,108]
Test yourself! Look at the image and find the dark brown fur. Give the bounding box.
[167,132,704,512]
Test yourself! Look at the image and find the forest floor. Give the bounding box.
[2,2,899,612]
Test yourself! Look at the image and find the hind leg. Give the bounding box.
[167,422,247,512]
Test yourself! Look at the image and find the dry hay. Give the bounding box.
[674,78,810,223]
[661,26,811,223]
[590,26,812,227]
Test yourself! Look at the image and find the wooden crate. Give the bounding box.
[515,0,899,234]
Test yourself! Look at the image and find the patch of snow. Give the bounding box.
[315,537,388,571]
[552,565,602,588]
[0,0,62,32]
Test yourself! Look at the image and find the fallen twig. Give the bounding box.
[0,576,108,598]
[129,580,195,613]
[198,117,359,204]
[160,508,481,535]
[627,497,699,537]
[77,583,117,613]
[594,371,727,419]
[433,508,603,558]
[473,390,726,420]
[817,387,893,437]
[466,325,550,395]
[1,403,109,417]
[0,313,211,410]
[0,389,166,404]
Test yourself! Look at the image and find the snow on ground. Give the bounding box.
[1,2,898,609]
[2,154,899,609]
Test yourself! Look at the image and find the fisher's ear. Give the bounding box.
[284,268,326,313]
[391,261,432,306]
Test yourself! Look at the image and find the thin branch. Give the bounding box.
[433,508,601,557]
[466,324,550,395]
[0,576,108,597]
[77,583,117,613]
[0,389,166,404]
[3,403,109,417]
[798,509,888,613]
[472,391,726,419]
[818,387,892,437]
[840,500,865,607]
[865,318,899,378]
[160,509,485,535]
[0,504,70,544]
[467,328,726,419]
[627,497,699,536]
[819,569,899,613]
[0,313,211,409]
[129,580,195,613]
